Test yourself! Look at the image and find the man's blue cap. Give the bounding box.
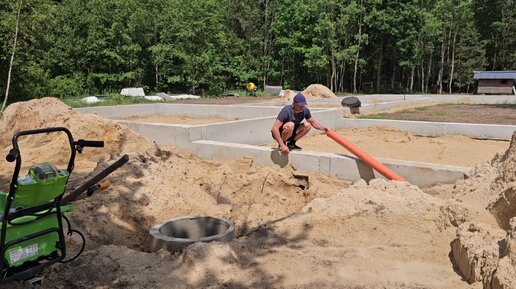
[293,93,307,106]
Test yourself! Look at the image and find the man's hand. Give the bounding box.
[280,144,290,154]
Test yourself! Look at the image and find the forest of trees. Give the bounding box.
[0,0,514,103]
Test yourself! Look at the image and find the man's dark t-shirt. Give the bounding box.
[277,105,311,125]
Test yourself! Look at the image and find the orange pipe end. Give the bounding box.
[325,128,407,182]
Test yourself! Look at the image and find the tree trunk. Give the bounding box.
[330,51,336,91]
[410,66,415,94]
[353,47,359,93]
[444,28,452,92]
[2,0,22,112]
[449,30,457,94]
[340,62,346,92]
[391,62,396,90]
[426,53,432,93]
[376,40,383,91]
[492,46,497,70]
[155,64,159,90]
[437,30,446,94]
[421,56,425,93]
[262,0,272,89]
[353,0,363,94]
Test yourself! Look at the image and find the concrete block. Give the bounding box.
[121,87,145,97]
[265,85,283,95]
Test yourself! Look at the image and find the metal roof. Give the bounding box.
[473,71,516,80]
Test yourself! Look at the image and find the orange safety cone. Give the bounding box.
[325,128,407,182]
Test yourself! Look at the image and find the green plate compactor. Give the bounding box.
[0,127,129,286]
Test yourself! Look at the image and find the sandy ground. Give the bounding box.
[119,115,229,125]
[0,98,513,289]
[289,127,510,167]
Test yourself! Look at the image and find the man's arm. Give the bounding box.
[307,117,328,131]
[271,119,289,154]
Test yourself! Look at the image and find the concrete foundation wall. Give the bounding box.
[78,104,160,118]
[336,119,516,140]
[79,103,298,120]
[117,121,202,151]
[193,140,467,187]
[117,109,340,146]
[340,95,516,115]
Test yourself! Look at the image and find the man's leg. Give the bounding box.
[292,122,312,142]
[286,122,311,150]
[280,122,295,142]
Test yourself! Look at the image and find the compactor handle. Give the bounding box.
[61,154,129,203]
[76,139,104,148]
[5,148,18,162]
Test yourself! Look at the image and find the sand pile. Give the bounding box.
[302,84,336,99]
[452,219,516,289]
[48,179,478,288]
[452,131,516,228]
[0,98,154,175]
[449,131,516,288]
[69,154,348,250]
[280,84,336,102]
[281,89,297,101]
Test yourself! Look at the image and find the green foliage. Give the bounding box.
[0,0,513,104]
[414,106,429,111]
[49,74,85,98]
[357,113,387,119]
[491,104,516,109]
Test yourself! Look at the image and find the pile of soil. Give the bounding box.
[0,98,154,175]
[280,84,336,102]
[448,132,516,288]
[0,98,513,289]
[302,84,336,99]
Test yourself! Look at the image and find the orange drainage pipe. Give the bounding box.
[325,128,407,182]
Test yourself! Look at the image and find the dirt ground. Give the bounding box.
[291,126,509,167]
[120,115,229,125]
[0,98,514,289]
[361,104,516,125]
[175,95,279,105]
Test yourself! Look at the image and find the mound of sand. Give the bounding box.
[0,98,154,175]
[281,89,297,101]
[302,84,336,99]
[452,132,516,228]
[449,131,516,288]
[49,179,475,288]
[280,84,336,102]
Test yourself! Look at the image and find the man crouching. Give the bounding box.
[271,93,328,154]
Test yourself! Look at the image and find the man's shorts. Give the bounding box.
[271,122,301,141]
